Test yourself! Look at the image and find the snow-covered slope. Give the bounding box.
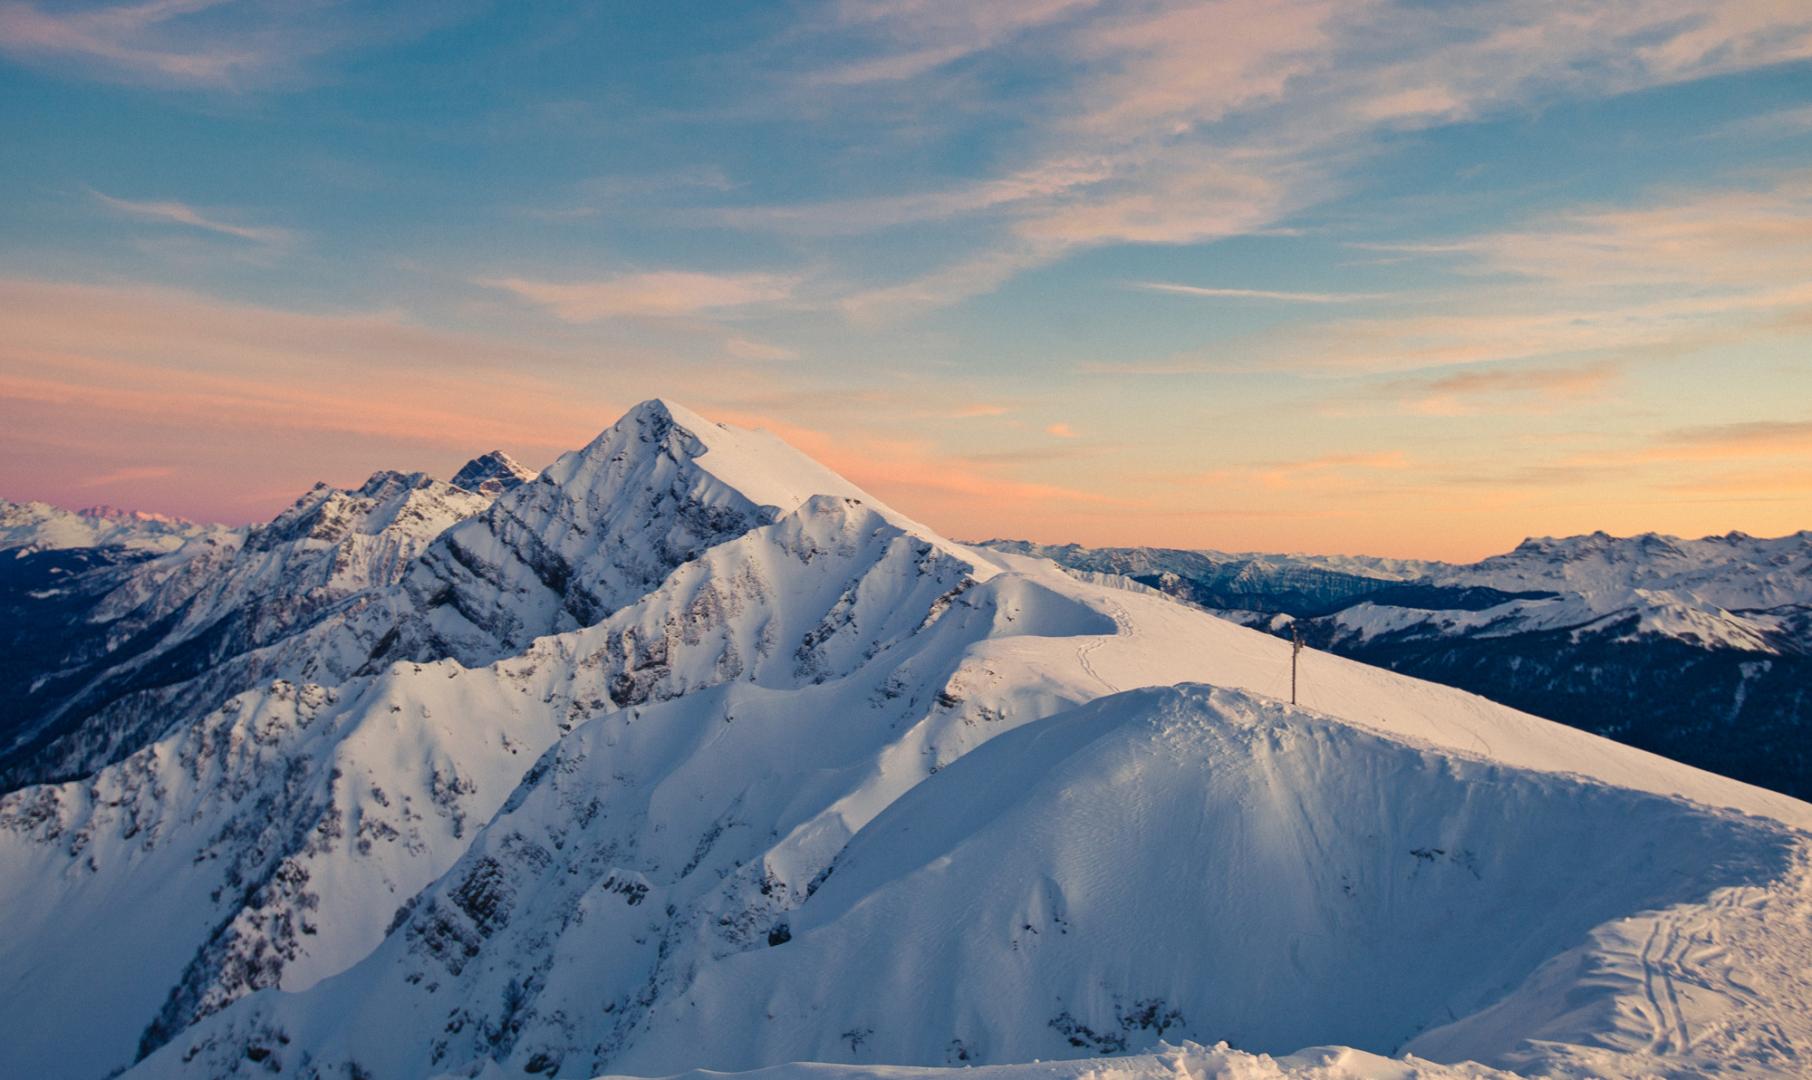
[119,659,1812,1080]
[98,532,1812,1075]
[0,499,220,554]
[988,532,1812,800]
[606,685,1804,1074]
[5,402,1811,1080]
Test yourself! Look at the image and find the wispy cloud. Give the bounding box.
[1662,467,1812,499]
[1132,281,1378,303]
[950,402,1010,419]
[0,277,612,454]
[731,0,1812,318]
[1644,420,1812,462]
[698,405,1132,529]
[810,0,1097,86]
[1268,450,1409,473]
[74,464,173,487]
[723,337,797,362]
[0,0,462,89]
[1215,173,1812,375]
[1459,178,1812,291]
[479,271,798,322]
[1046,421,1078,438]
[90,188,292,245]
[0,0,262,86]
[1388,360,1622,416]
[1167,448,1414,494]
[1719,104,1812,141]
[1254,450,1409,489]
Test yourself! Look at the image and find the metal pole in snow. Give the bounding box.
[1291,622,1303,705]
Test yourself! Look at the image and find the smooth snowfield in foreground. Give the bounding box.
[3,402,1810,1080]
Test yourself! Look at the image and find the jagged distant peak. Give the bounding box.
[74,503,197,526]
[450,450,537,497]
[247,469,486,552]
[0,497,219,554]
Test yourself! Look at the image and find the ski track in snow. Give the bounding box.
[1638,916,1689,1056]
[1076,600,1128,693]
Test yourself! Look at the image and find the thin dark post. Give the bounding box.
[1291,623,1304,705]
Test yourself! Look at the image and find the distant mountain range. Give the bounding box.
[980,532,1812,801]
[2,403,1809,1080]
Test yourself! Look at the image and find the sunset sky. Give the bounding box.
[2,1,1810,559]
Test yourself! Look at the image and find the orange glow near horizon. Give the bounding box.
[1,276,1805,562]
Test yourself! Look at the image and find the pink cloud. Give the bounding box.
[74,464,174,488]
[479,271,798,322]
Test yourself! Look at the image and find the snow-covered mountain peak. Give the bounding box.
[549,398,881,522]
[1455,529,1812,612]
[451,450,537,497]
[397,402,940,664]
[74,504,195,527]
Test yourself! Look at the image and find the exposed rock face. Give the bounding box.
[450,450,537,498]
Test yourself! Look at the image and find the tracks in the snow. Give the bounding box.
[1639,916,1693,1056]
[1076,601,1129,694]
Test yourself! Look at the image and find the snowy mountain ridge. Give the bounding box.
[0,499,223,555]
[2,402,1810,1080]
[0,464,496,792]
[985,530,1812,649]
[986,531,1812,800]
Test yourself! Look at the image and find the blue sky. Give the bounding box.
[1,1,1810,558]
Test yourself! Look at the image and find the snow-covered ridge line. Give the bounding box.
[0,499,223,555]
[981,530,1812,802]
